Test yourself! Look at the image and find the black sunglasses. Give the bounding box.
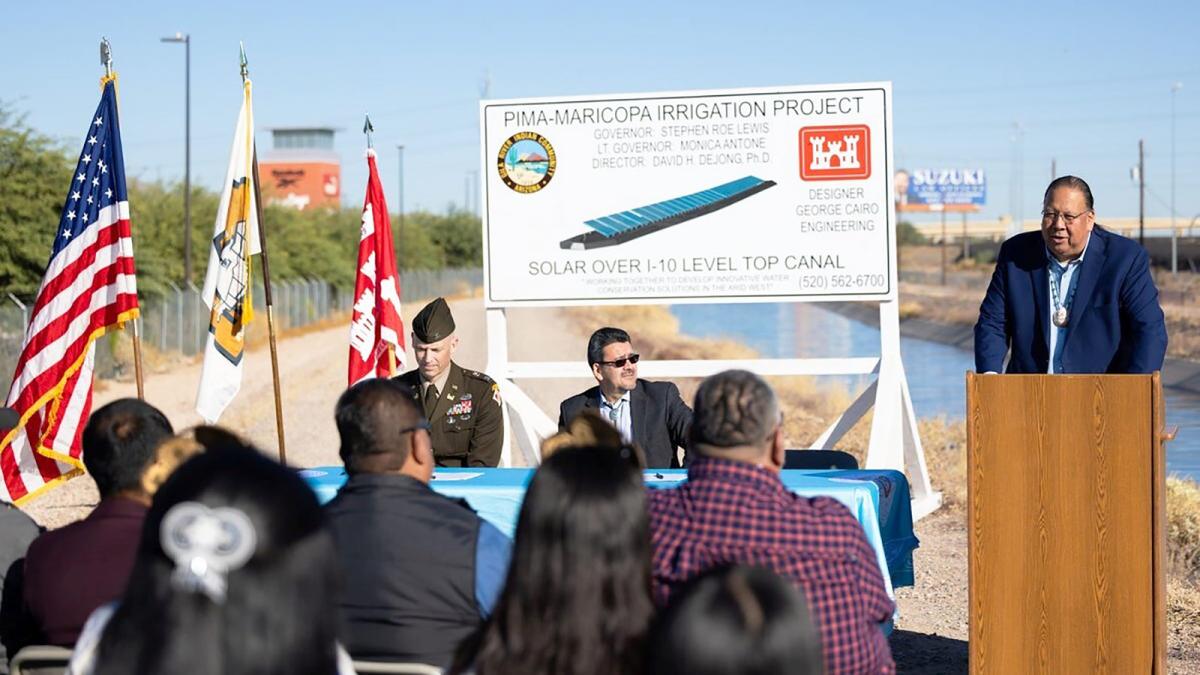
[598,353,640,368]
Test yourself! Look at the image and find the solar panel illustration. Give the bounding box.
[559,175,777,250]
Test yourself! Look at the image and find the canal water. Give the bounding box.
[671,302,1200,481]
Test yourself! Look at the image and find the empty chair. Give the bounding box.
[784,449,860,470]
[353,661,442,674]
[9,644,72,675]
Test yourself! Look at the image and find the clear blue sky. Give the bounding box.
[4,1,1198,225]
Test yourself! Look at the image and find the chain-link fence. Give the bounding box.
[898,269,990,288]
[1,267,483,384]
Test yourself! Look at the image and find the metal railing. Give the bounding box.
[1,268,482,385]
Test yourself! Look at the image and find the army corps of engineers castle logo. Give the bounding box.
[798,124,871,181]
[497,132,556,193]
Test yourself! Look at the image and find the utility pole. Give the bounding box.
[1009,122,1024,237]
[161,32,191,284]
[471,169,480,217]
[962,212,970,261]
[940,209,947,285]
[1050,158,1056,181]
[478,73,491,219]
[479,70,491,100]
[1015,124,1024,234]
[1139,139,1146,247]
[1172,82,1183,274]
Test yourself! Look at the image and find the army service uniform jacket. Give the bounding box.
[396,362,503,467]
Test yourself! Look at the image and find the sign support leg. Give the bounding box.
[869,299,940,516]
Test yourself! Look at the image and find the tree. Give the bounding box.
[897,220,927,246]
[393,211,442,271]
[0,104,484,300]
[0,105,72,298]
[125,178,219,297]
[427,208,484,267]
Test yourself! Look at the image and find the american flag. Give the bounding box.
[0,78,140,504]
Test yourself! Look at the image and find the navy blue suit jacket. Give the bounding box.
[974,227,1167,374]
[558,379,692,468]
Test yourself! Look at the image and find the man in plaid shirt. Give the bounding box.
[647,370,895,674]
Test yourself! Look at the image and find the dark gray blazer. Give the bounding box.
[558,379,693,468]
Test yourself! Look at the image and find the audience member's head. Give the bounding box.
[335,378,432,480]
[649,565,823,675]
[139,426,243,496]
[82,398,174,500]
[540,408,644,467]
[93,440,340,675]
[451,446,653,675]
[689,370,784,470]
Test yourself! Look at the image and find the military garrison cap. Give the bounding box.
[412,297,456,342]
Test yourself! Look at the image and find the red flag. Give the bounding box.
[348,149,404,385]
[1,78,140,503]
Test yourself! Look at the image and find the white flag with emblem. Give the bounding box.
[196,79,262,423]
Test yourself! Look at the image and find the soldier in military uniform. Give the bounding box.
[394,298,504,467]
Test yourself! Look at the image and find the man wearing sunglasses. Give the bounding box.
[558,326,693,468]
[975,175,1167,374]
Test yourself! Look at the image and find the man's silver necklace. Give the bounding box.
[1048,264,1078,327]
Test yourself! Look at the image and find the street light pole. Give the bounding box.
[1172,82,1183,275]
[161,32,191,285]
[1009,122,1024,238]
[1015,123,1024,236]
[1139,139,1146,247]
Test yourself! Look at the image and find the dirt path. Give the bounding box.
[21,295,594,528]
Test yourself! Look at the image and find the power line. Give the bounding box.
[364,97,479,120]
[900,109,1200,133]
[900,69,1200,97]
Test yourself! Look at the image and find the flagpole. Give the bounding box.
[362,114,398,379]
[100,38,145,400]
[130,318,146,401]
[252,150,286,463]
[242,47,287,464]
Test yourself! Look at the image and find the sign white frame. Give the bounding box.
[480,83,940,520]
[481,84,897,307]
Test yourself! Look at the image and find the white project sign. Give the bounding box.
[481,82,896,306]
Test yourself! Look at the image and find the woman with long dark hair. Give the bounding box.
[450,445,653,675]
[68,440,351,675]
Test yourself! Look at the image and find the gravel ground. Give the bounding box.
[891,508,969,673]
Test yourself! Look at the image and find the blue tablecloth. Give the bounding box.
[818,470,918,588]
[299,467,918,590]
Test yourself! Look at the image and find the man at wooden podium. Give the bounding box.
[974,175,1168,374]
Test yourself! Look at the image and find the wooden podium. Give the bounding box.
[966,373,1167,674]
